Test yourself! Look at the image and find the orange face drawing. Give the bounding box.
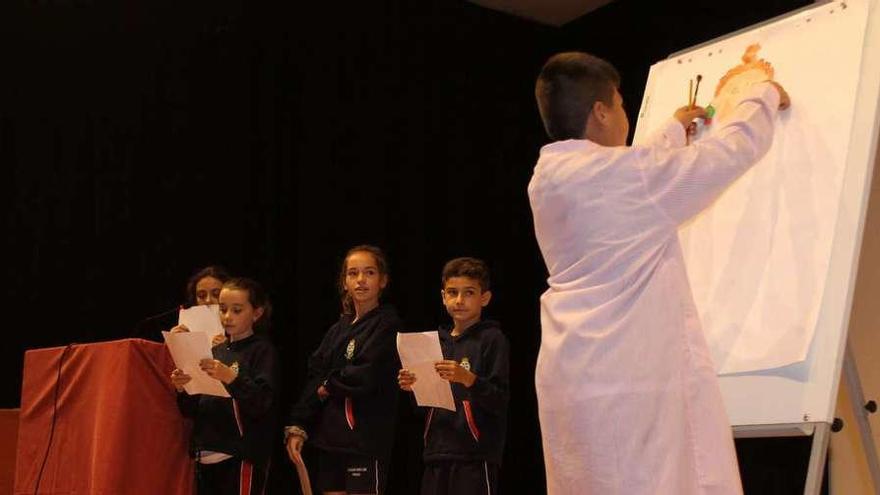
[710,44,775,124]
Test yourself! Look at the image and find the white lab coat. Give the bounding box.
[528,83,780,495]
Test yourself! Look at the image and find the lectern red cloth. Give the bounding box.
[14,338,194,495]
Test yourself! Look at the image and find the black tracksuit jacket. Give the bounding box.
[176,333,280,465]
[422,320,509,465]
[288,304,402,458]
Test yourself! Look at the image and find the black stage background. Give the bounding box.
[2,0,821,493]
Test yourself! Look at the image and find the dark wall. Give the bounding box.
[2,0,815,493]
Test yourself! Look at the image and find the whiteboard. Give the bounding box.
[633,0,880,426]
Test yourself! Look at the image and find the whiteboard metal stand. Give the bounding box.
[733,341,880,495]
[840,341,880,495]
[803,420,831,495]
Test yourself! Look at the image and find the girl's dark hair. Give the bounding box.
[338,245,389,316]
[185,265,231,306]
[222,277,272,332]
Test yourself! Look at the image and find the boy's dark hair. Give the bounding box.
[222,277,272,332]
[185,265,231,306]
[535,52,621,141]
[441,257,491,292]
[338,245,390,316]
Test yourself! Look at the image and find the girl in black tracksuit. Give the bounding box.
[286,245,401,495]
[172,278,279,495]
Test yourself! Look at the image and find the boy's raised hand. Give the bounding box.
[435,360,476,388]
[673,106,707,129]
[398,369,417,391]
[767,80,791,110]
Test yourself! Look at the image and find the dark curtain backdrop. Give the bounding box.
[2,0,819,493]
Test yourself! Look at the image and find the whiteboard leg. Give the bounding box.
[844,343,880,495]
[804,422,830,495]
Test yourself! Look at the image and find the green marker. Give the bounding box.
[705,105,716,124]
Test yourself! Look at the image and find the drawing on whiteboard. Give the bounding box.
[711,44,775,124]
[632,0,874,426]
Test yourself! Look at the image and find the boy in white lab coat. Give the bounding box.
[528,52,789,495]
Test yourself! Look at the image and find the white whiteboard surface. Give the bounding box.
[633,0,880,426]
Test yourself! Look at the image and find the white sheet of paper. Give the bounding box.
[396,331,455,411]
[178,304,225,341]
[162,330,230,397]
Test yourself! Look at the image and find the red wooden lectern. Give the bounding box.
[14,338,194,495]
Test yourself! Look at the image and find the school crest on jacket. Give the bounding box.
[345,338,356,360]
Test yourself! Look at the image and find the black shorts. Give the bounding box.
[317,450,388,495]
[196,457,268,495]
[421,460,499,495]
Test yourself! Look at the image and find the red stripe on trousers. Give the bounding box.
[239,460,253,495]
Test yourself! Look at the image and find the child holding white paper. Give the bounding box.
[398,257,509,495]
[170,277,279,495]
[285,245,402,495]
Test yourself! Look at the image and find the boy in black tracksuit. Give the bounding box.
[172,278,279,495]
[399,257,510,495]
